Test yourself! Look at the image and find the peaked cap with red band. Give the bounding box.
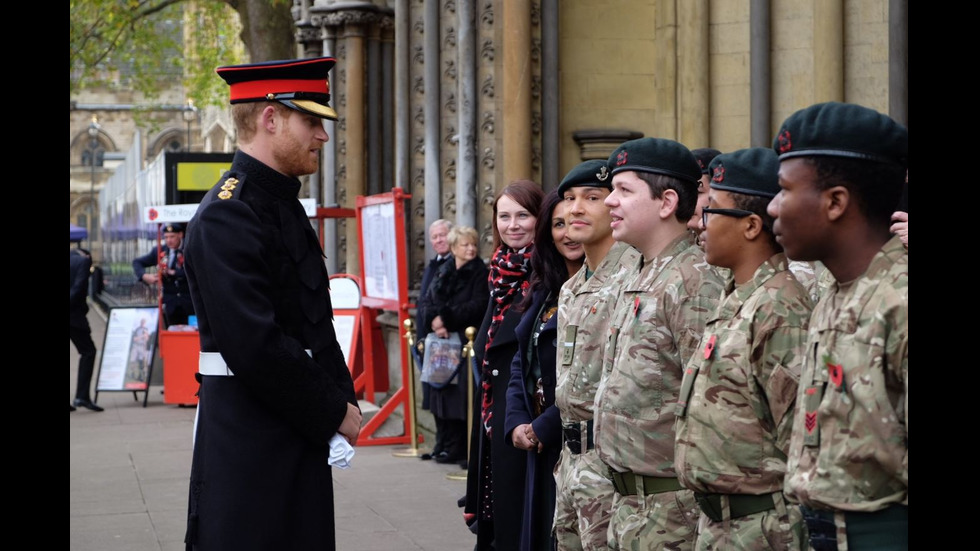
[216,57,339,121]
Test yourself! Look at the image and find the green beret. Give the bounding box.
[557,160,611,195]
[608,137,701,187]
[774,102,908,168]
[708,148,780,199]
[692,147,722,175]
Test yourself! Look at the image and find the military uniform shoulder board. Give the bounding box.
[216,173,245,200]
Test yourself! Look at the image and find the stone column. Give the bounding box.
[367,24,382,195]
[344,22,367,274]
[423,0,441,258]
[322,27,339,274]
[456,0,477,226]
[501,0,532,184]
[750,0,771,147]
[677,0,709,149]
[540,0,559,190]
[814,0,844,102]
[888,0,908,126]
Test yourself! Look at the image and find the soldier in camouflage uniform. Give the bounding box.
[553,160,639,551]
[595,138,725,550]
[674,148,811,550]
[768,102,908,551]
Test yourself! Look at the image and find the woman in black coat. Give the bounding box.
[504,191,584,550]
[417,226,489,464]
[464,180,544,551]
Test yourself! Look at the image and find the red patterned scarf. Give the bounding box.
[480,244,534,436]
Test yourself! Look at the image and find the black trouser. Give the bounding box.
[436,416,467,460]
[801,505,908,551]
[70,323,97,401]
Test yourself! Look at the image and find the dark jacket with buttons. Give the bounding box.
[183,150,355,551]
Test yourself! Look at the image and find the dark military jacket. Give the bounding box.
[183,150,355,551]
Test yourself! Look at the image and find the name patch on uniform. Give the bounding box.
[561,326,578,366]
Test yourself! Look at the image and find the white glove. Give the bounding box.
[328,434,355,469]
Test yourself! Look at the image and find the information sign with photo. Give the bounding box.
[96,307,160,392]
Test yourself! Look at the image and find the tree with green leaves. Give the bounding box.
[70,0,297,107]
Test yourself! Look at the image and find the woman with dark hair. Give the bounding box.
[417,226,489,465]
[465,180,544,551]
[505,190,584,550]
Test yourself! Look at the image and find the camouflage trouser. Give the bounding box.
[607,488,699,551]
[694,493,805,550]
[554,445,616,551]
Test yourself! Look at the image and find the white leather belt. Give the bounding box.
[198,349,313,376]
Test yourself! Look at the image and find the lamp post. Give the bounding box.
[86,115,101,243]
[183,99,198,151]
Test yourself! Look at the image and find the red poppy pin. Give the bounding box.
[776,129,792,153]
[824,356,844,389]
[703,334,716,360]
[633,295,641,317]
[616,151,628,167]
[711,165,725,183]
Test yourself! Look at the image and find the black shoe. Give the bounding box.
[436,452,465,464]
[457,460,468,470]
[420,452,435,461]
[70,404,76,412]
[457,495,467,508]
[73,399,104,412]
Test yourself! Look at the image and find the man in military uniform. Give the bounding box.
[595,137,725,550]
[132,223,194,326]
[674,148,812,550]
[553,160,639,550]
[688,147,722,241]
[183,56,362,551]
[768,102,908,550]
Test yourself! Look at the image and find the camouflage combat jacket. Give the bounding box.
[555,241,640,423]
[784,236,908,511]
[675,253,812,494]
[595,232,724,475]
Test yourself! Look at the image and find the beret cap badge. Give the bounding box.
[596,165,609,182]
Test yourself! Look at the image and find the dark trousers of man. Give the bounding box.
[70,324,97,401]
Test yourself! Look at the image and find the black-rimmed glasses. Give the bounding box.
[701,207,754,228]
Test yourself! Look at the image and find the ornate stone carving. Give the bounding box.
[296,25,320,43]
[445,26,456,48]
[414,105,425,124]
[530,1,540,25]
[445,91,457,113]
[413,16,425,35]
[444,59,457,80]
[413,76,425,95]
[338,138,347,155]
[444,124,457,144]
[481,111,494,135]
[480,1,493,26]
[531,75,541,100]
[413,135,424,154]
[480,39,494,62]
[444,158,456,180]
[444,0,456,14]
[532,146,541,171]
[481,146,495,171]
[531,37,541,62]
[412,45,424,65]
[481,75,494,98]
[309,9,389,28]
[531,110,541,136]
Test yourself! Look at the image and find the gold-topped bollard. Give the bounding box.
[446,326,477,480]
[392,318,430,458]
